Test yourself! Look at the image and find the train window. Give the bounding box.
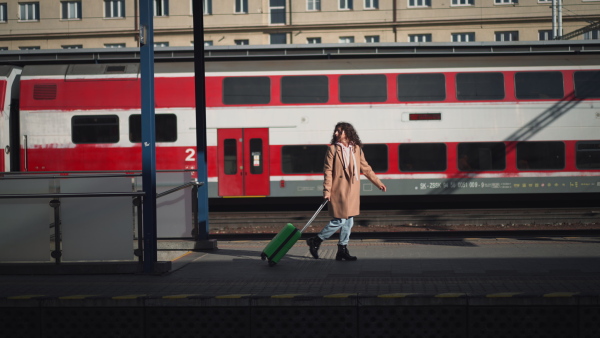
[224,139,238,175]
[456,72,504,100]
[128,114,177,143]
[249,138,263,174]
[399,143,446,172]
[281,76,328,104]
[574,71,600,99]
[362,144,388,173]
[72,115,119,144]
[397,73,445,101]
[515,72,564,99]
[339,74,387,103]
[457,142,505,171]
[516,142,565,170]
[281,145,328,174]
[576,141,600,169]
[223,77,270,105]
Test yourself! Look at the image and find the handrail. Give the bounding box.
[0,192,145,199]
[0,174,141,180]
[157,180,203,199]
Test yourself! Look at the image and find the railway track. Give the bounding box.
[208,207,600,237]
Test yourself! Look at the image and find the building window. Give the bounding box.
[19,2,39,21]
[495,0,517,3]
[154,0,168,16]
[307,37,321,44]
[154,42,169,47]
[409,34,432,42]
[104,43,126,48]
[339,0,353,10]
[203,0,212,14]
[339,36,354,43]
[235,0,248,13]
[19,46,40,50]
[365,35,380,43]
[408,0,431,7]
[364,0,378,9]
[105,0,125,18]
[584,30,599,40]
[452,0,473,5]
[61,1,81,20]
[0,47,8,51]
[270,0,285,24]
[452,33,475,42]
[0,3,7,22]
[539,30,554,41]
[270,33,286,44]
[62,45,82,49]
[307,0,320,11]
[204,40,213,46]
[72,115,120,144]
[495,31,519,41]
[235,39,249,45]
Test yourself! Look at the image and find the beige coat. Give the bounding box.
[323,144,383,219]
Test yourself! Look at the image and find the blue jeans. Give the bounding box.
[317,217,354,245]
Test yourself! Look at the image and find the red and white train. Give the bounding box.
[1,44,600,200]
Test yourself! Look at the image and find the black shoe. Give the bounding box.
[336,245,357,261]
[306,236,322,259]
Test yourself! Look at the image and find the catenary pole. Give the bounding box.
[192,0,210,240]
[139,0,157,273]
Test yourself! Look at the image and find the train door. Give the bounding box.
[217,128,270,197]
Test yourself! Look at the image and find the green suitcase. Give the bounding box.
[261,201,327,266]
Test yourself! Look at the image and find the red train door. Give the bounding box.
[217,128,270,197]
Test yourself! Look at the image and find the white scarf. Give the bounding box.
[337,142,359,182]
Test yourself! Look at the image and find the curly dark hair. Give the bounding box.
[330,122,362,147]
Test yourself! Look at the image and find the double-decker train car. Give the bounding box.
[3,44,600,202]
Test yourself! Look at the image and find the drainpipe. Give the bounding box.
[393,0,398,42]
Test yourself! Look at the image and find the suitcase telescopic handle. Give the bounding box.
[300,200,328,233]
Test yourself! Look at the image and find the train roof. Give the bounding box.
[2,41,600,67]
[0,65,21,78]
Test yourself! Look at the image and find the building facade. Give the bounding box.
[0,0,599,50]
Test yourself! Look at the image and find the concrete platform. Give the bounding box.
[2,236,600,337]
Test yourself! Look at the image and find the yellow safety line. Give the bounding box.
[7,295,44,300]
[215,294,253,299]
[162,294,202,299]
[112,294,146,300]
[378,293,416,298]
[435,293,466,298]
[59,295,98,300]
[324,293,357,298]
[486,292,524,298]
[543,292,579,297]
[271,294,305,299]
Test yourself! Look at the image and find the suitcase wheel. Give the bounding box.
[260,252,267,261]
[268,260,277,267]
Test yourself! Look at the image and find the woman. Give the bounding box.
[306,122,387,261]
